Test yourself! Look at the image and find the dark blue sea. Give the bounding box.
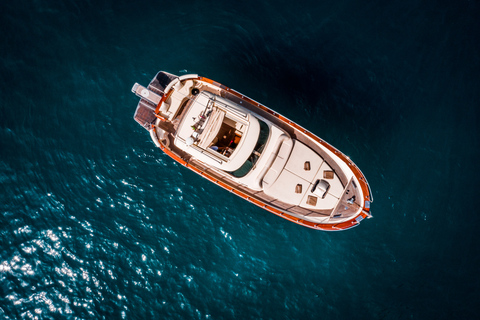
[1,0,479,319]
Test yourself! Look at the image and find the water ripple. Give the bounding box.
[1,0,480,319]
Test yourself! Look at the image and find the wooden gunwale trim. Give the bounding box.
[149,77,370,230]
[198,77,372,211]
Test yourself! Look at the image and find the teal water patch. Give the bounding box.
[1,0,479,319]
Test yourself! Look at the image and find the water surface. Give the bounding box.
[1,0,479,319]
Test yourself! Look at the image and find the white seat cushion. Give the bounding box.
[284,140,324,182]
[262,139,293,188]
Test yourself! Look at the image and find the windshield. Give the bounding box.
[231,119,270,178]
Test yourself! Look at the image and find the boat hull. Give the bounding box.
[134,72,373,231]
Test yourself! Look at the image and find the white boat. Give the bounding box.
[132,71,373,230]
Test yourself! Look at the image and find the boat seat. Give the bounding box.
[163,80,195,120]
[262,139,293,188]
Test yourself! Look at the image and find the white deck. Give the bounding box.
[263,140,345,211]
